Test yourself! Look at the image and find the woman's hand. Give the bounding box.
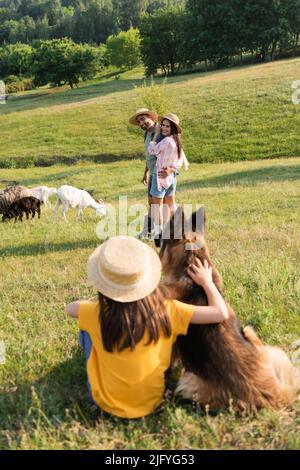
[142,169,149,185]
[187,258,213,287]
[153,123,161,139]
[188,258,229,323]
[158,167,175,177]
[154,123,161,133]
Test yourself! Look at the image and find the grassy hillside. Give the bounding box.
[0,59,299,167]
[0,157,299,449]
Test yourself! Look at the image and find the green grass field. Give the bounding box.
[0,58,300,166]
[0,156,300,449]
[0,59,300,449]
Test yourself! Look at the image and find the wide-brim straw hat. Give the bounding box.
[129,108,158,126]
[158,113,182,133]
[87,236,161,303]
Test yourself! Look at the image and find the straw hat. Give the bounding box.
[129,108,158,126]
[158,113,182,133]
[87,236,161,302]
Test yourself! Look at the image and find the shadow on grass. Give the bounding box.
[0,349,104,436]
[2,73,196,115]
[0,347,201,447]
[2,61,267,116]
[2,75,154,115]
[101,163,300,202]
[178,164,300,191]
[1,155,143,185]
[0,239,98,258]
[0,167,95,187]
[0,152,144,172]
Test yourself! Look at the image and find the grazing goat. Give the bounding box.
[31,186,57,208]
[2,196,41,223]
[160,207,299,410]
[0,185,33,215]
[53,185,106,221]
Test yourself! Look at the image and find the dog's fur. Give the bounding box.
[160,208,299,410]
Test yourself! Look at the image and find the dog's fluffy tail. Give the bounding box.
[244,326,299,406]
[265,345,300,405]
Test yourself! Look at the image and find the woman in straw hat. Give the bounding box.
[148,113,189,244]
[66,236,228,419]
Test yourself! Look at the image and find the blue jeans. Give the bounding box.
[79,330,95,403]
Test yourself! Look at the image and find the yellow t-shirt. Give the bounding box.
[78,299,194,419]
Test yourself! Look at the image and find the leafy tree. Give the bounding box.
[0,42,34,77]
[51,6,73,38]
[46,0,62,26]
[11,15,36,43]
[0,7,11,23]
[35,15,50,39]
[0,19,19,44]
[280,0,300,50]
[242,0,290,60]
[140,7,187,75]
[32,37,100,87]
[146,0,186,14]
[112,0,148,30]
[106,27,141,69]
[72,0,115,44]
[186,0,298,63]
[185,0,245,65]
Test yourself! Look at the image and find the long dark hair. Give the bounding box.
[167,119,183,159]
[98,286,171,352]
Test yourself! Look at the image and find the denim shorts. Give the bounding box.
[150,172,177,199]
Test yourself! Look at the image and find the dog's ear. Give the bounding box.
[189,206,205,236]
[162,206,186,242]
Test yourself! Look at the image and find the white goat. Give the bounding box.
[53,185,106,221]
[31,186,57,208]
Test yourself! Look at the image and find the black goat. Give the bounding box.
[2,197,41,223]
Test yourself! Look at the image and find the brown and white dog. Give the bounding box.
[160,207,299,410]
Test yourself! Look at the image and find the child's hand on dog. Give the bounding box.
[187,258,213,287]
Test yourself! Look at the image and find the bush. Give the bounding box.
[4,74,19,84]
[5,81,22,93]
[22,78,35,91]
[5,77,35,93]
[126,76,176,137]
[133,76,176,115]
[0,157,36,168]
[0,158,16,169]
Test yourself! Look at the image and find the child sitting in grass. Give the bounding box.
[66,236,228,419]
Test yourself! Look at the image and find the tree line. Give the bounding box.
[0,0,300,91]
[0,0,184,45]
[140,0,300,75]
[0,29,141,91]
